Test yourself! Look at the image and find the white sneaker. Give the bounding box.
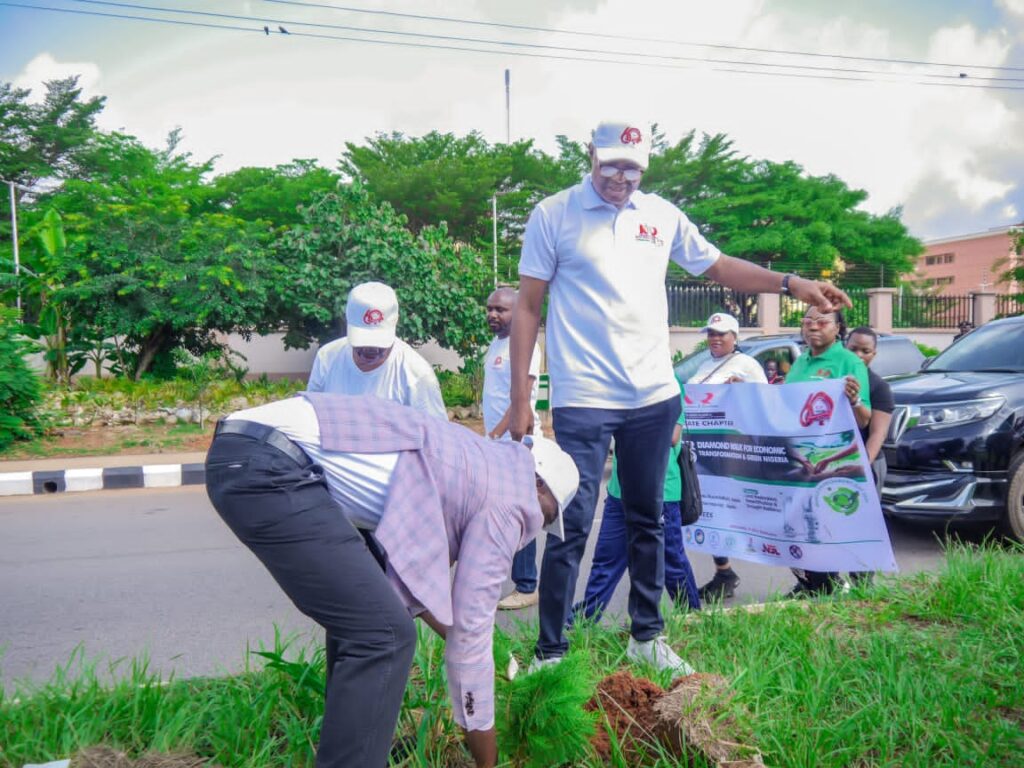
[626,636,695,675]
[497,590,540,610]
[526,655,564,674]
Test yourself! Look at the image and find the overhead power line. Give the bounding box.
[264,0,1024,74]
[61,0,1024,84]
[3,1,1024,91]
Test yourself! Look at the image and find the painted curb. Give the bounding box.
[0,463,206,497]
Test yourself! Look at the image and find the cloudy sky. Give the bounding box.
[2,0,1022,240]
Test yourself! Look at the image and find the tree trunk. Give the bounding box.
[134,325,172,380]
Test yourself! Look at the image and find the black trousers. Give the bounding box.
[205,430,416,768]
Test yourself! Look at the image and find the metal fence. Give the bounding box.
[779,288,868,328]
[893,293,972,329]
[665,279,759,327]
[997,294,1024,318]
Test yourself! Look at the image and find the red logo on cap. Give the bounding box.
[799,391,834,427]
[620,126,642,145]
[363,308,385,325]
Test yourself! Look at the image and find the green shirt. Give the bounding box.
[607,377,687,502]
[786,341,871,408]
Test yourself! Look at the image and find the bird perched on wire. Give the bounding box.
[279,25,290,34]
[263,25,269,35]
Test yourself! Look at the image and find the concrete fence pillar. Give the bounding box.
[971,292,996,327]
[867,288,897,333]
[757,292,780,334]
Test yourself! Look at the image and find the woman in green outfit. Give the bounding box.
[783,306,872,597]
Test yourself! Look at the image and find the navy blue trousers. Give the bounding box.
[536,395,681,658]
[571,496,701,623]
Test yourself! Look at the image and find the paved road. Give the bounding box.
[0,485,970,691]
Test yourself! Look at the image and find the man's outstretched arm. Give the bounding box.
[704,255,851,312]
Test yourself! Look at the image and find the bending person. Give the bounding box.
[206,393,579,768]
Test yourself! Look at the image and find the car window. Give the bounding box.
[674,349,711,383]
[925,322,1024,372]
[754,347,794,376]
[873,338,925,377]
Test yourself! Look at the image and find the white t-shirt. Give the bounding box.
[519,175,720,409]
[226,397,397,531]
[482,335,541,438]
[307,337,447,420]
[688,351,768,385]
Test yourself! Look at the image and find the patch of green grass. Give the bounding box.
[2,544,1022,767]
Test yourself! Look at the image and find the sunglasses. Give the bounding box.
[597,164,643,182]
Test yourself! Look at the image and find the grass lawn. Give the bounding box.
[2,544,1022,767]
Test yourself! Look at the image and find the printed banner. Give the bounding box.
[682,380,897,572]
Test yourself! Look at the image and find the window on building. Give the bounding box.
[925,252,955,266]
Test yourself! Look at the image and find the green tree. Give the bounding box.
[340,131,584,281]
[204,159,340,230]
[276,183,489,355]
[0,76,105,188]
[645,134,922,285]
[27,132,277,378]
[0,306,43,450]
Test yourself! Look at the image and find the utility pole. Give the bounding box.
[504,68,511,144]
[492,194,498,288]
[492,69,511,288]
[3,179,33,312]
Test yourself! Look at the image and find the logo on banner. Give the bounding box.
[762,543,781,557]
[815,479,863,516]
[694,529,705,545]
[799,391,835,427]
[684,391,716,406]
[789,544,803,559]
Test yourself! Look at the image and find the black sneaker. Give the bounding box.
[785,576,840,599]
[698,569,740,601]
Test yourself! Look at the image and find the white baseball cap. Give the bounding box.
[702,312,740,335]
[592,120,651,170]
[346,282,399,348]
[526,435,579,540]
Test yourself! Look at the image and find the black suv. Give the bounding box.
[882,315,1024,540]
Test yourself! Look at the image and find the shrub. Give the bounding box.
[0,308,44,449]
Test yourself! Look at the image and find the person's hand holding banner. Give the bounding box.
[681,379,897,573]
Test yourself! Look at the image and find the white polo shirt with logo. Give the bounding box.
[483,335,542,438]
[519,175,721,409]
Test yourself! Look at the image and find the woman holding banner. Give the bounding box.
[783,307,872,597]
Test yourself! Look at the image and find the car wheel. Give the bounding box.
[1004,452,1024,542]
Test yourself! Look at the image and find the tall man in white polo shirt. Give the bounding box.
[308,281,447,420]
[482,286,544,611]
[509,119,850,671]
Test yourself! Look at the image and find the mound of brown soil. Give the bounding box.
[69,746,222,768]
[587,670,666,760]
[587,670,765,766]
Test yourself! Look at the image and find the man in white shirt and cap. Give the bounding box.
[308,281,447,420]
[509,118,850,673]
